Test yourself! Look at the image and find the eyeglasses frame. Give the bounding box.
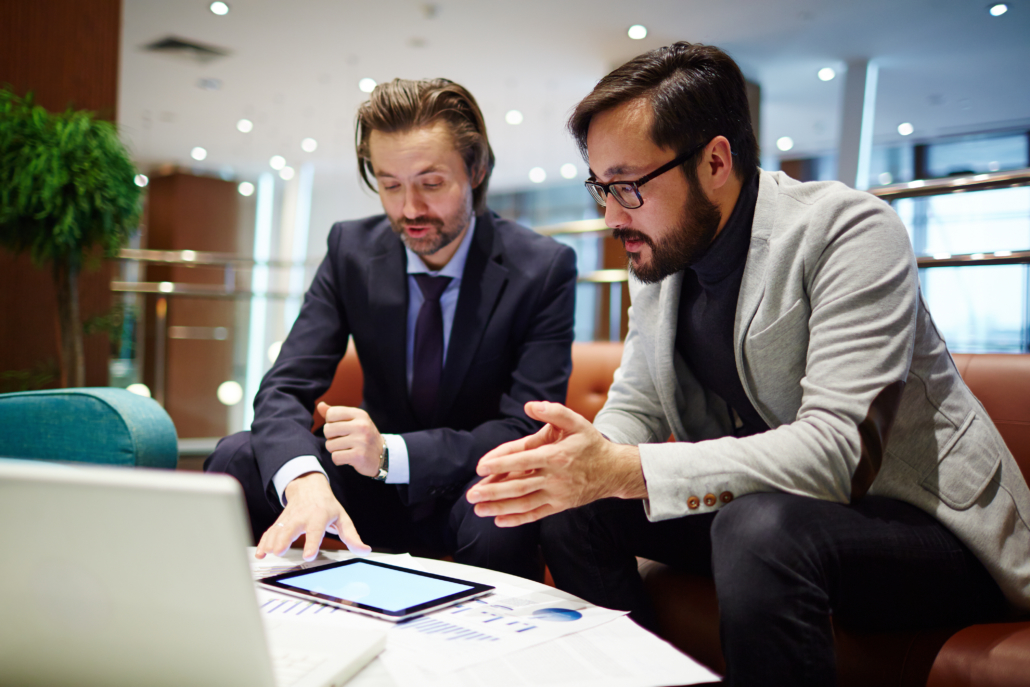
[584,139,708,209]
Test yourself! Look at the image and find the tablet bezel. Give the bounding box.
[256,558,495,621]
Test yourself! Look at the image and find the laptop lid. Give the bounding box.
[0,459,334,687]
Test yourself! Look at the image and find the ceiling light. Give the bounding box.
[359,78,377,93]
[817,67,836,82]
[560,163,578,179]
[301,137,318,152]
[280,166,295,181]
[236,118,253,133]
[776,136,794,152]
[505,110,524,125]
[628,25,647,40]
[238,181,255,196]
[529,167,546,183]
[897,122,914,136]
[217,381,243,406]
[190,146,207,161]
[878,172,893,185]
[989,3,1008,16]
[209,1,229,15]
[269,155,286,170]
[134,174,149,187]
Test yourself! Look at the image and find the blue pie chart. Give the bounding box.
[532,607,583,622]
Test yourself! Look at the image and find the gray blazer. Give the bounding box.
[595,170,1030,609]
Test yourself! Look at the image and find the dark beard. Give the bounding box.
[613,177,722,284]
[389,204,471,257]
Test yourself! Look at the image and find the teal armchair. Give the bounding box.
[0,388,178,468]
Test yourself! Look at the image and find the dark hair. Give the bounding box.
[356,78,495,214]
[569,42,759,183]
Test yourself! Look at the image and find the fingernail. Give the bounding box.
[467,490,479,501]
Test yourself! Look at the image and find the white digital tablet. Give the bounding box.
[257,558,495,621]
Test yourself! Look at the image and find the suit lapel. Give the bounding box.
[437,213,508,422]
[367,223,412,421]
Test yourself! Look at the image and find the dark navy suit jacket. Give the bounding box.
[250,211,578,504]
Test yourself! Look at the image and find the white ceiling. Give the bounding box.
[119,0,1030,192]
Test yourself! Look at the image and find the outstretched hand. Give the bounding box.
[466,401,646,527]
[255,472,371,561]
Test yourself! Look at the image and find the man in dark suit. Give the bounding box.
[205,78,577,580]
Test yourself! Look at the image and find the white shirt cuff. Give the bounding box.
[383,434,410,484]
[272,455,328,506]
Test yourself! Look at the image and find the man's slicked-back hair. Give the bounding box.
[569,42,759,183]
[356,78,495,215]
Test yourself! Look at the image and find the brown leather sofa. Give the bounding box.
[565,345,1030,687]
[317,343,1030,685]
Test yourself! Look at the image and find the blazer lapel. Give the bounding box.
[437,213,508,422]
[733,170,776,419]
[653,272,689,441]
[367,225,412,420]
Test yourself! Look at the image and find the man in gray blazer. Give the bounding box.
[466,42,1030,685]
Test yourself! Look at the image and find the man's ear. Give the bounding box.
[470,164,486,189]
[704,136,735,191]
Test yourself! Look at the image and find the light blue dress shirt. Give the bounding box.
[272,218,477,504]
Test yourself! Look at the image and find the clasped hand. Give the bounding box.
[318,401,383,477]
[466,401,646,527]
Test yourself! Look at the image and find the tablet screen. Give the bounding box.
[261,559,493,618]
[281,560,473,612]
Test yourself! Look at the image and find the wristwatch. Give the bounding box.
[373,440,389,481]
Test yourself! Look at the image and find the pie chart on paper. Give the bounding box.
[531,607,583,622]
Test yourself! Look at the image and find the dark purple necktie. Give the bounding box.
[411,274,452,426]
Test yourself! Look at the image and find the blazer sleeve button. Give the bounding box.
[703,493,717,507]
[720,491,734,504]
[687,496,700,510]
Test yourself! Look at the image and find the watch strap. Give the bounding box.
[372,441,389,481]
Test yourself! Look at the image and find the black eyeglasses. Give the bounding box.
[585,141,707,209]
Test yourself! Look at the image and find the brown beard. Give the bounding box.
[613,176,722,284]
[389,196,473,258]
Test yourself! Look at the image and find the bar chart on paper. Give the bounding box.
[396,605,538,642]
[386,593,627,676]
[260,595,346,618]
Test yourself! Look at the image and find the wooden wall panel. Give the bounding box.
[0,0,122,390]
[143,173,239,438]
[0,0,121,117]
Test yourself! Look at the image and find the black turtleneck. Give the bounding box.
[674,175,768,437]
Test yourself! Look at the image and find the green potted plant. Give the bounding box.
[0,88,142,387]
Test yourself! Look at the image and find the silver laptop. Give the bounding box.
[0,458,386,687]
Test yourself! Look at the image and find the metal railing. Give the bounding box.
[872,167,1030,270]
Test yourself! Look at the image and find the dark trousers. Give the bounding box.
[205,431,542,581]
[540,492,1006,687]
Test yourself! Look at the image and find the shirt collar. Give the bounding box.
[405,215,477,279]
[689,174,758,286]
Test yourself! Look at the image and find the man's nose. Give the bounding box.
[402,188,426,218]
[604,199,631,229]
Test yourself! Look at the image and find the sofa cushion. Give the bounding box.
[0,388,178,469]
